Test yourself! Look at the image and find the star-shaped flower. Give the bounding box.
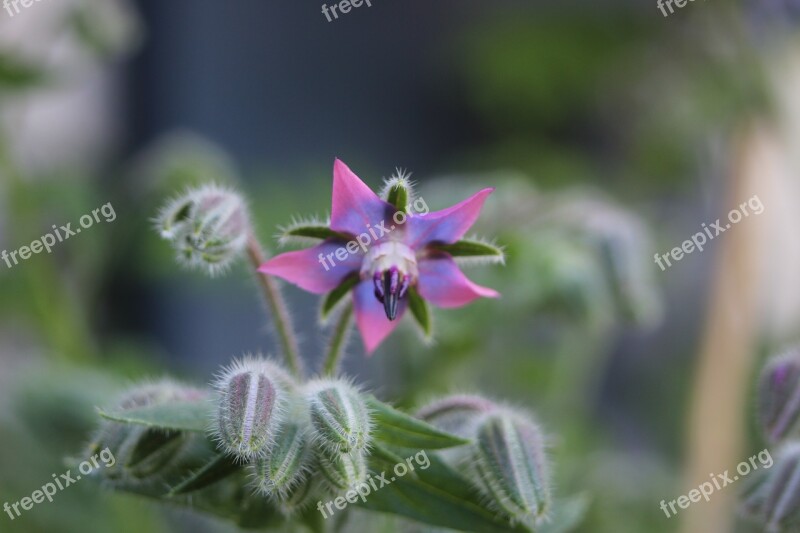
[259,159,503,354]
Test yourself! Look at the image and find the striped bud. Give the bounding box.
[213,359,292,461]
[306,379,371,454]
[156,184,250,276]
[471,410,550,524]
[89,380,205,483]
[741,445,795,531]
[254,420,311,497]
[317,450,367,492]
[758,351,800,443]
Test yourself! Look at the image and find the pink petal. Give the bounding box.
[404,188,494,249]
[258,241,361,295]
[416,253,499,308]
[353,279,406,354]
[330,159,395,237]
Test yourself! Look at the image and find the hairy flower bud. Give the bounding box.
[156,184,250,275]
[758,351,800,443]
[90,380,206,483]
[741,444,799,531]
[275,475,322,516]
[213,359,292,461]
[254,420,311,497]
[470,410,550,524]
[306,379,371,454]
[317,450,368,492]
[416,394,496,439]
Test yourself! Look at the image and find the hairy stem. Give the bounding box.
[246,235,303,378]
[322,302,354,376]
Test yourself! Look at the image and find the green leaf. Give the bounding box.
[358,452,533,533]
[366,396,469,450]
[407,287,431,337]
[431,239,504,260]
[99,398,213,433]
[169,453,242,496]
[369,443,417,477]
[321,274,359,320]
[283,224,351,242]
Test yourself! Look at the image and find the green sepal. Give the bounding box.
[283,224,351,241]
[430,239,504,260]
[385,182,410,213]
[321,274,360,320]
[407,287,432,337]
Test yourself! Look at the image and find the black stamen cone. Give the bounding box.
[382,272,398,320]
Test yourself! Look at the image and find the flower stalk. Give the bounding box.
[246,235,303,378]
[322,302,354,376]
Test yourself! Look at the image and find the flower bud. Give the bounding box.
[317,450,368,492]
[254,420,311,497]
[758,351,800,443]
[89,380,206,483]
[306,379,371,454]
[470,410,550,524]
[213,359,292,461]
[156,184,250,276]
[275,475,322,516]
[741,444,799,531]
[416,394,496,439]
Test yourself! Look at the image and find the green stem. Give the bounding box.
[322,302,354,376]
[246,235,303,378]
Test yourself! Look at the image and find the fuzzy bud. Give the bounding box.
[416,394,496,439]
[254,420,311,497]
[156,184,250,275]
[470,410,550,524]
[213,359,292,461]
[276,476,322,516]
[306,379,371,454]
[90,380,205,483]
[317,450,368,492]
[741,444,798,531]
[758,351,800,443]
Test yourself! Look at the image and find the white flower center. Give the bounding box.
[360,241,418,279]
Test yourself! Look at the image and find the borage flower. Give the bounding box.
[259,159,503,354]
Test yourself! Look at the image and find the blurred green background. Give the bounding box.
[2,0,800,531]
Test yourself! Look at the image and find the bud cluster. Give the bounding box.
[418,394,551,526]
[156,184,250,276]
[212,360,372,514]
[89,380,207,485]
[743,348,800,530]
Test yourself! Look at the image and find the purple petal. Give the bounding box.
[259,241,361,294]
[353,279,406,354]
[417,254,499,308]
[404,188,494,249]
[330,159,395,237]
